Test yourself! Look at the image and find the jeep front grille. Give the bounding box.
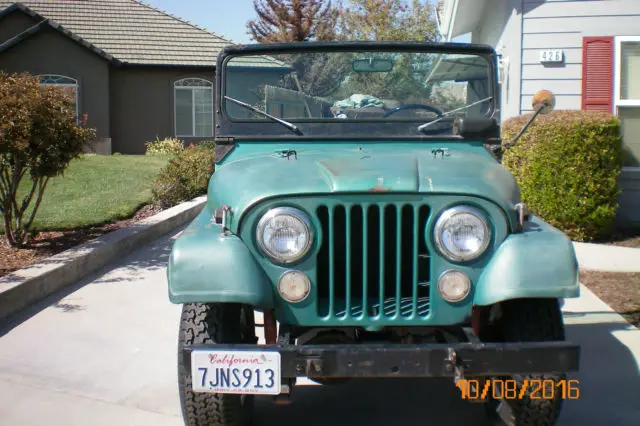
[316,203,431,320]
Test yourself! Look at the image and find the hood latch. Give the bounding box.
[432,148,450,159]
[274,149,297,160]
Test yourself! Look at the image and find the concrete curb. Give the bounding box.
[573,242,640,272]
[0,196,207,322]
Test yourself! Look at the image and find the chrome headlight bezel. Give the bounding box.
[433,205,491,262]
[256,207,314,264]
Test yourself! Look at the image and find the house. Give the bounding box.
[438,0,640,225]
[0,0,274,154]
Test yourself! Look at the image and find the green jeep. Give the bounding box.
[168,41,580,426]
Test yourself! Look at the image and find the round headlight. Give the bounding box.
[256,207,313,264]
[434,206,491,262]
[437,270,471,303]
[278,270,311,303]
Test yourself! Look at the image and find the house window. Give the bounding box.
[615,37,640,168]
[38,74,79,118]
[174,78,214,137]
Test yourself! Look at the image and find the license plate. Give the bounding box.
[191,350,281,395]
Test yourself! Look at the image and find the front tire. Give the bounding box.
[482,298,566,426]
[178,303,256,426]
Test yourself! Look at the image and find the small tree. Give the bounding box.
[336,0,440,101]
[339,0,439,42]
[0,72,95,247]
[247,0,340,42]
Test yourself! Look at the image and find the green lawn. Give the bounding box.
[9,154,171,231]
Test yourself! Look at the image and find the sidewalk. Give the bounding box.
[573,242,640,272]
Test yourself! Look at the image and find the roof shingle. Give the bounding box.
[0,0,235,66]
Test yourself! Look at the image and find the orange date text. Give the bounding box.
[456,379,580,400]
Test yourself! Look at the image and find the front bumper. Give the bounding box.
[183,341,579,378]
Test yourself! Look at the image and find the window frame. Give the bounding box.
[37,74,79,119]
[173,77,214,138]
[614,36,640,170]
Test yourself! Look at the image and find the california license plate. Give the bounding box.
[191,350,281,395]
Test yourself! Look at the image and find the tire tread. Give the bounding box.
[497,299,566,426]
[178,303,252,426]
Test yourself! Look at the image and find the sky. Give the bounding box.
[145,0,442,44]
[146,0,257,43]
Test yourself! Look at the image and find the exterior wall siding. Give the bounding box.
[617,170,640,225]
[471,0,523,121]
[521,0,640,114]
[520,0,640,225]
[471,0,640,225]
[109,67,215,154]
[0,9,37,43]
[0,26,111,142]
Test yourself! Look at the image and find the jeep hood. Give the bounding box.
[208,143,520,232]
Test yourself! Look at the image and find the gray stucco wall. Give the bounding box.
[0,9,36,43]
[109,67,215,154]
[0,25,110,142]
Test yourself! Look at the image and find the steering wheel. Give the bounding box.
[382,103,444,118]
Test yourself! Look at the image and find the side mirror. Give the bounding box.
[504,90,556,149]
[532,89,556,114]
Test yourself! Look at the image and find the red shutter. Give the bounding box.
[582,36,614,112]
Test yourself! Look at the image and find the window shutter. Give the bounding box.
[582,36,614,112]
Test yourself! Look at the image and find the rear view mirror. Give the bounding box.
[353,58,394,73]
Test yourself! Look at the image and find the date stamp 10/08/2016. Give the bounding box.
[456,379,580,400]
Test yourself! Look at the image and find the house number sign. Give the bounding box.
[539,50,564,63]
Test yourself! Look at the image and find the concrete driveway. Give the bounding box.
[0,230,638,426]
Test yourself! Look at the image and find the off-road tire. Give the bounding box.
[178,303,256,426]
[483,298,566,426]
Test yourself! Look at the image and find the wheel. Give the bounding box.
[178,303,256,426]
[481,298,566,426]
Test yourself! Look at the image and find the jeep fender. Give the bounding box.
[473,215,580,306]
[167,209,274,307]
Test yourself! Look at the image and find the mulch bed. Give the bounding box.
[607,236,640,249]
[597,227,640,248]
[0,204,163,278]
[580,270,640,327]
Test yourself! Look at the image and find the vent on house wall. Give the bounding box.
[582,37,614,113]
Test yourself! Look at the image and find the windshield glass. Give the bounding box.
[224,50,493,122]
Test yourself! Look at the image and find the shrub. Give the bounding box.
[145,136,184,155]
[0,72,96,247]
[152,146,215,208]
[197,140,216,151]
[185,140,216,151]
[502,110,623,241]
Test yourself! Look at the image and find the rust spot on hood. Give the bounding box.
[370,185,391,192]
[370,176,391,192]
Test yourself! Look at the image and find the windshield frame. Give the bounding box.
[216,41,499,141]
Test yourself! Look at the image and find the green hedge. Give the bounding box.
[152,146,215,208]
[502,110,623,241]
